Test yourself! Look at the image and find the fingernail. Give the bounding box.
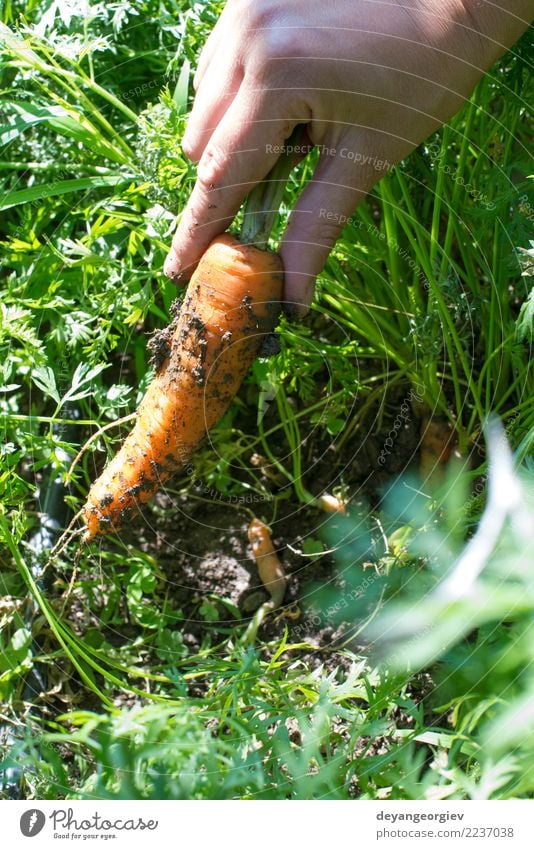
[163,252,182,280]
[283,302,309,321]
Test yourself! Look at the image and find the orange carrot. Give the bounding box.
[83,127,306,542]
[318,493,346,514]
[247,518,287,608]
[419,414,456,479]
[83,234,283,540]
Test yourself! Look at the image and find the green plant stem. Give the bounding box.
[240,125,306,248]
[275,387,316,505]
[239,125,321,504]
[439,100,476,282]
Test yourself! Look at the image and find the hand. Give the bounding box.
[164,0,531,315]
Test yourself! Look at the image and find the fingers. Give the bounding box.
[193,29,223,94]
[164,90,300,281]
[185,1,245,162]
[183,58,243,162]
[193,0,236,92]
[280,142,380,316]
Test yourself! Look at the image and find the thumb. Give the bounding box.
[280,144,381,317]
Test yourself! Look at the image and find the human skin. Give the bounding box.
[164,0,533,315]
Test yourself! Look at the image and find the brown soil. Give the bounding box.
[110,379,426,662]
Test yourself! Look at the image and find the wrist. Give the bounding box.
[408,0,531,64]
[455,0,533,68]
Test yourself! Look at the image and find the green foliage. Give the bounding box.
[1,0,534,804]
[317,110,534,450]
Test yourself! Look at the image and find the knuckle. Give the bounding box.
[267,29,302,62]
[181,135,196,161]
[299,219,341,251]
[244,2,303,65]
[182,139,203,165]
[313,224,340,250]
[197,144,227,190]
[245,0,278,31]
[253,30,302,69]
[283,229,334,263]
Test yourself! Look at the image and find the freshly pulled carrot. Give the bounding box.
[82,127,305,542]
[83,234,283,540]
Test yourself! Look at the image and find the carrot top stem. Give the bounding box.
[240,124,307,250]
